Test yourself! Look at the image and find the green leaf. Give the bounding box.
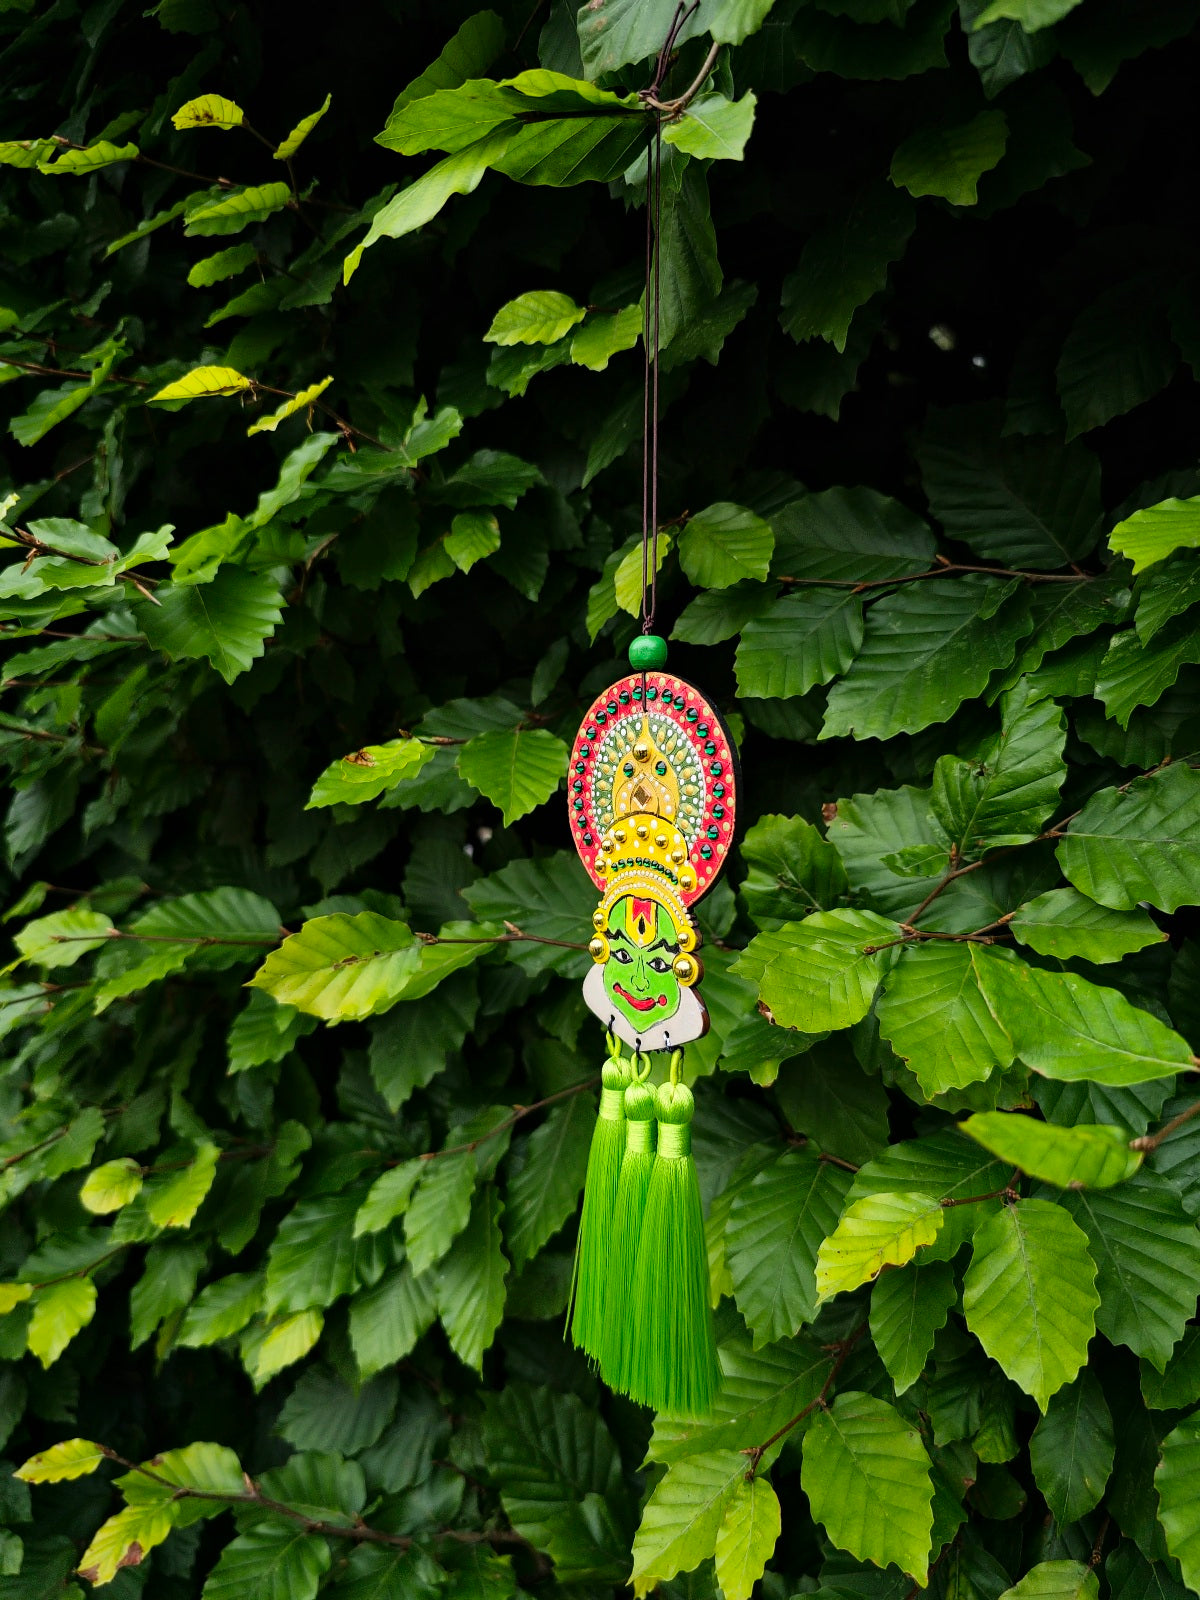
[679,502,774,589]
[1010,887,1165,964]
[80,1158,144,1215]
[780,183,915,351]
[1142,1325,1200,1410]
[1057,281,1178,440]
[870,1258,958,1394]
[117,1441,244,1522]
[962,1112,1142,1188]
[1028,1370,1114,1525]
[576,0,704,77]
[15,907,113,967]
[1110,496,1200,573]
[655,165,723,351]
[972,0,1082,24]
[1058,764,1200,913]
[570,305,642,371]
[963,1198,1099,1410]
[770,487,936,580]
[975,954,1194,1086]
[663,93,757,162]
[485,291,586,346]
[734,591,863,698]
[997,1565,1099,1600]
[306,739,434,808]
[139,568,284,683]
[821,579,1032,742]
[816,1191,945,1301]
[202,1523,331,1600]
[931,680,1066,854]
[503,1094,593,1270]
[274,93,332,159]
[1156,1413,1200,1595]
[462,853,595,975]
[186,243,258,287]
[1095,620,1200,728]
[445,510,501,572]
[739,813,850,926]
[39,139,138,175]
[876,942,1016,1098]
[714,1475,781,1600]
[386,12,507,116]
[435,1185,508,1371]
[890,111,1008,205]
[630,1450,747,1599]
[725,1148,852,1344]
[918,404,1103,569]
[265,1192,360,1313]
[248,913,419,1021]
[275,1366,397,1453]
[1134,552,1200,643]
[734,909,897,1032]
[456,727,567,824]
[349,1261,437,1377]
[482,1384,631,1583]
[144,1140,220,1228]
[355,1160,423,1238]
[241,1309,323,1387]
[172,92,245,129]
[802,1391,934,1583]
[15,1438,107,1482]
[1057,1173,1200,1370]
[177,1272,263,1346]
[27,1276,97,1368]
[185,181,292,236]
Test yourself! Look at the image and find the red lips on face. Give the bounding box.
[612,983,667,1012]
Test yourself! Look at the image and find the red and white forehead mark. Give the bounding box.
[568,670,737,905]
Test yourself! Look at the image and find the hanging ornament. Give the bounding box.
[566,6,735,1419]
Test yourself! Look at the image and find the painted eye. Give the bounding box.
[611,948,633,964]
[649,957,671,974]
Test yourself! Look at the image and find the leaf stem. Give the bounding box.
[416,1078,599,1163]
[743,1322,867,1477]
[1131,1097,1200,1152]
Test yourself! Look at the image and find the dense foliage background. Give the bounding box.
[5,3,1200,1600]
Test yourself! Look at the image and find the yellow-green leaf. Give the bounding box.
[80,1158,145,1215]
[247,376,333,436]
[241,1308,324,1388]
[274,93,332,159]
[815,1191,945,1303]
[15,1437,108,1482]
[172,93,245,130]
[144,1141,220,1228]
[248,912,420,1021]
[78,1504,175,1586]
[484,290,585,346]
[456,726,567,826]
[306,738,433,808]
[27,1276,98,1368]
[150,366,253,403]
[0,1282,33,1313]
[39,140,138,175]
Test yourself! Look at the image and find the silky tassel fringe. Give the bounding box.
[600,1079,657,1386]
[568,1047,629,1360]
[621,1078,718,1418]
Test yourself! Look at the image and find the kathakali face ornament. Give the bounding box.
[568,666,738,1052]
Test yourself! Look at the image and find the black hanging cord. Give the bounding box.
[637,2,699,638]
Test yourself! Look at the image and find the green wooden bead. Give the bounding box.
[628,634,668,670]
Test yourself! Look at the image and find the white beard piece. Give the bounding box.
[582,963,709,1053]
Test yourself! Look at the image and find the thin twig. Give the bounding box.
[87,1447,533,1566]
[743,1323,867,1477]
[1131,1098,1200,1152]
[417,1078,599,1164]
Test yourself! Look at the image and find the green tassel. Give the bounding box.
[599,1078,657,1386]
[568,1046,629,1361]
[621,1076,719,1419]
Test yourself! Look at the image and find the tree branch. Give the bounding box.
[743,1323,867,1477]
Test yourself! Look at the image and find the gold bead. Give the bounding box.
[592,909,606,930]
[670,847,686,864]
[635,822,649,840]
[614,827,627,843]
[655,833,668,849]
[633,742,650,762]
[589,937,607,962]
[672,954,697,984]
[600,836,614,852]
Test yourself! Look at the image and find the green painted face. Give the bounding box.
[603,895,682,1032]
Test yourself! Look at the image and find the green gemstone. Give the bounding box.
[628,633,668,670]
